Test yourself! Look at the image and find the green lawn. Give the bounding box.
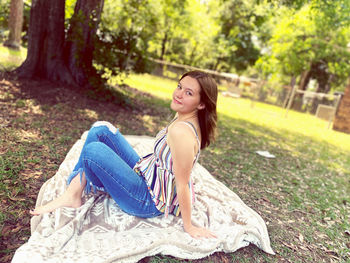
[1,45,350,262]
[121,73,350,262]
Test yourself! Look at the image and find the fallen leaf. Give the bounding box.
[11,225,22,233]
[6,243,20,250]
[0,255,13,262]
[262,197,270,203]
[8,196,26,201]
[282,242,297,251]
[317,233,328,239]
[299,245,308,251]
[1,225,12,237]
[329,255,340,261]
[299,233,304,243]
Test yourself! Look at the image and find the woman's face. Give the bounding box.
[170,76,203,114]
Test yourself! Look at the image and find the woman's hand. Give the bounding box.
[184,224,217,239]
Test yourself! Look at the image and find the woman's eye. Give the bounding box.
[186,91,193,96]
[177,84,181,89]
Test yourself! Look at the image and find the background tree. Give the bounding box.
[210,0,263,73]
[95,0,160,75]
[16,0,104,88]
[3,0,23,50]
[2,0,350,98]
[94,0,218,76]
[0,0,11,42]
[255,0,350,95]
[150,0,219,68]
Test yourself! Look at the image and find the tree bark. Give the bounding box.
[160,32,168,60]
[4,0,23,50]
[16,0,73,83]
[16,0,104,88]
[333,78,350,133]
[292,70,311,111]
[298,70,311,91]
[65,0,105,87]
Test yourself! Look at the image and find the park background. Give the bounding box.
[0,0,350,262]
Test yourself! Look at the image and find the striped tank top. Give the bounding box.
[133,119,200,217]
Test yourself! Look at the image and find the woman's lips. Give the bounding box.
[173,98,182,104]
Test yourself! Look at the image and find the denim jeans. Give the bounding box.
[67,122,162,218]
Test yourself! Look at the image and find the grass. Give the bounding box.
[121,73,350,262]
[1,45,350,262]
[0,44,27,71]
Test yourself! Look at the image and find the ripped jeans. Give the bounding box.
[67,121,162,218]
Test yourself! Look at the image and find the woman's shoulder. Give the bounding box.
[168,121,200,148]
[168,121,195,136]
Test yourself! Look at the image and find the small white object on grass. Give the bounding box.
[255,151,276,158]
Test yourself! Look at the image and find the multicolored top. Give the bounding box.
[133,119,200,217]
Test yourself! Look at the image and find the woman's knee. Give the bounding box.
[83,142,110,160]
[91,121,118,134]
[89,125,109,136]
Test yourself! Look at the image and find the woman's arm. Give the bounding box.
[168,123,216,239]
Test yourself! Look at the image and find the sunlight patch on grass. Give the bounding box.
[121,73,174,101]
[0,44,27,70]
[81,108,99,119]
[18,129,41,142]
[141,115,157,133]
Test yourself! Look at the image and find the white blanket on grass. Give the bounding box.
[12,130,274,263]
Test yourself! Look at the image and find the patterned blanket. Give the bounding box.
[12,132,274,263]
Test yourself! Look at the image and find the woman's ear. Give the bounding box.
[197,103,205,110]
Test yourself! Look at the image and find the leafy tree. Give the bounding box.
[210,0,263,73]
[0,0,11,32]
[255,0,350,93]
[153,0,219,68]
[95,0,219,74]
[94,0,161,76]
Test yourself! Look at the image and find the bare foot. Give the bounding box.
[30,192,82,215]
[30,171,87,215]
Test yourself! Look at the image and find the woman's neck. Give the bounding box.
[176,111,198,122]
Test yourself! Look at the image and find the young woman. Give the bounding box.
[30,70,218,239]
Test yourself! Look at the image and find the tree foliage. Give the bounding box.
[210,0,263,73]
[1,0,350,93]
[255,0,350,92]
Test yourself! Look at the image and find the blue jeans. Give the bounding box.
[67,122,162,218]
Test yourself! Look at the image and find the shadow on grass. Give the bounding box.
[200,111,350,262]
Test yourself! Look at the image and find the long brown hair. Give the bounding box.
[180,71,218,149]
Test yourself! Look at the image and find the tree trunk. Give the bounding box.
[4,0,23,50]
[65,0,105,87]
[298,70,311,91]
[189,43,197,65]
[16,0,104,88]
[160,32,168,60]
[16,0,73,83]
[213,57,221,71]
[292,70,310,111]
[333,78,350,133]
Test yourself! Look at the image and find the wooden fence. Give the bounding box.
[150,58,259,98]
